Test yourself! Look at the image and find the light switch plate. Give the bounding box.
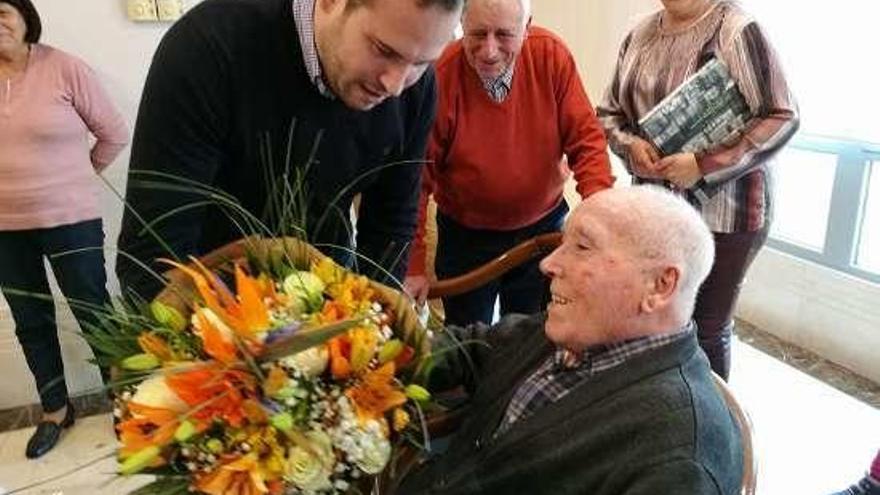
[157,0,186,21]
[127,0,158,21]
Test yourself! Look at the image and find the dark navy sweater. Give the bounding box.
[117,0,436,298]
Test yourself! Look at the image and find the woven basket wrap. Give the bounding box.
[108,238,430,493]
[153,236,430,364]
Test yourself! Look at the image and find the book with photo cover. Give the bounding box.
[639,58,752,156]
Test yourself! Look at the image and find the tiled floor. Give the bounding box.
[0,336,877,494]
[0,414,151,494]
[729,340,879,494]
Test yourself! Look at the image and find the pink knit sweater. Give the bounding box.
[0,44,128,230]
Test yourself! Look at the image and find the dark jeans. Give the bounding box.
[435,202,568,326]
[694,227,768,380]
[0,219,110,412]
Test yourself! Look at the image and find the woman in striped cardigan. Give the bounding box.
[597,0,798,379]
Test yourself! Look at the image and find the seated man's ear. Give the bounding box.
[640,266,680,314]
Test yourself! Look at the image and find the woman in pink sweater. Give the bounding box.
[0,0,128,458]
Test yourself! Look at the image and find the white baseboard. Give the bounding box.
[737,247,880,383]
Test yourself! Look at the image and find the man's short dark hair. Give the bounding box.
[1,0,41,43]
[346,0,464,13]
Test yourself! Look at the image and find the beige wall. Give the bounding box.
[532,1,659,204]
[532,0,659,100]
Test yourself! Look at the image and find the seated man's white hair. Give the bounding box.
[597,185,715,323]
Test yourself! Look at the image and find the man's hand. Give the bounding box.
[404,274,430,306]
[627,138,662,178]
[657,152,702,189]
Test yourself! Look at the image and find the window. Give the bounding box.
[771,148,836,251]
[766,137,880,284]
[856,162,880,275]
[739,0,880,284]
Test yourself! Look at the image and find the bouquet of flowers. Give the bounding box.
[99,238,433,495]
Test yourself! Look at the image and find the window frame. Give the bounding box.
[767,134,880,284]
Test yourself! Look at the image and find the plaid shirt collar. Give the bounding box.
[480,62,515,102]
[496,322,695,437]
[552,322,694,372]
[293,0,334,99]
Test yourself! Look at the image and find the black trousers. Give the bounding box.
[694,227,768,380]
[435,202,568,326]
[0,219,110,412]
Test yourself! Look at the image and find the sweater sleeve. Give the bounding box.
[691,21,799,202]
[429,314,534,394]
[356,70,438,284]
[553,42,614,198]
[116,17,231,299]
[66,55,129,172]
[596,33,640,172]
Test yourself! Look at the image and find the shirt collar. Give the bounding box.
[292,0,334,99]
[553,321,695,371]
[480,61,515,102]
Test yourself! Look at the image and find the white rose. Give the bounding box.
[280,345,329,378]
[282,271,325,311]
[130,375,189,413]
[286,430,335,491]
[355,432,391,475]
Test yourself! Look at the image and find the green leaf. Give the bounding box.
[119,445,161,476]
[405,384,431,402]
[121,353,160,371]
[150,301,188,332]
[174,420,197,443]
[127,476,190,495]
[258,318,360,362]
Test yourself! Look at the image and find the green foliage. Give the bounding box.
[127,476,191,495]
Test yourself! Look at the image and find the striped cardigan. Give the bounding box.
[598,0,798,232]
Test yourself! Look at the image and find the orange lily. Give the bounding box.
[137,332,174,361]
[318,299,349,323]
[195,453,269,495]
[327,335,352,380]
[194,309,239,364]
[165,365,256,428]
[116,403,182,458]
[234,264,270,332]
[327,274,375,316]
[161,259,270,336]
[345,362,407,422]
[348,326,379,373]
[262,365,289,397]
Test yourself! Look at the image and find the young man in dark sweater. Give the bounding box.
[399,186,744,494]
[117,0,462,299]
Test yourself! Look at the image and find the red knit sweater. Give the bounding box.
[408,26,613,276]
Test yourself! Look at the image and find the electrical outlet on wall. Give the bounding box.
[127,0,159,21]
[156,0,186,21]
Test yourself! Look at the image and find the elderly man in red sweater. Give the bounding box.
[404,0,613,325]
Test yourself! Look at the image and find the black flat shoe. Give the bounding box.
[25,402,75,459]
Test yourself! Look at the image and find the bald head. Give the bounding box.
[587,186,715,323]
[540,186,714,350]
[463,0,531,26]
[460,0,531,81]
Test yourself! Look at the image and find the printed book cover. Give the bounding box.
[639,58,752,156]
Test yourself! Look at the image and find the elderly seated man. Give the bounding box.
[398,185,743,494]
